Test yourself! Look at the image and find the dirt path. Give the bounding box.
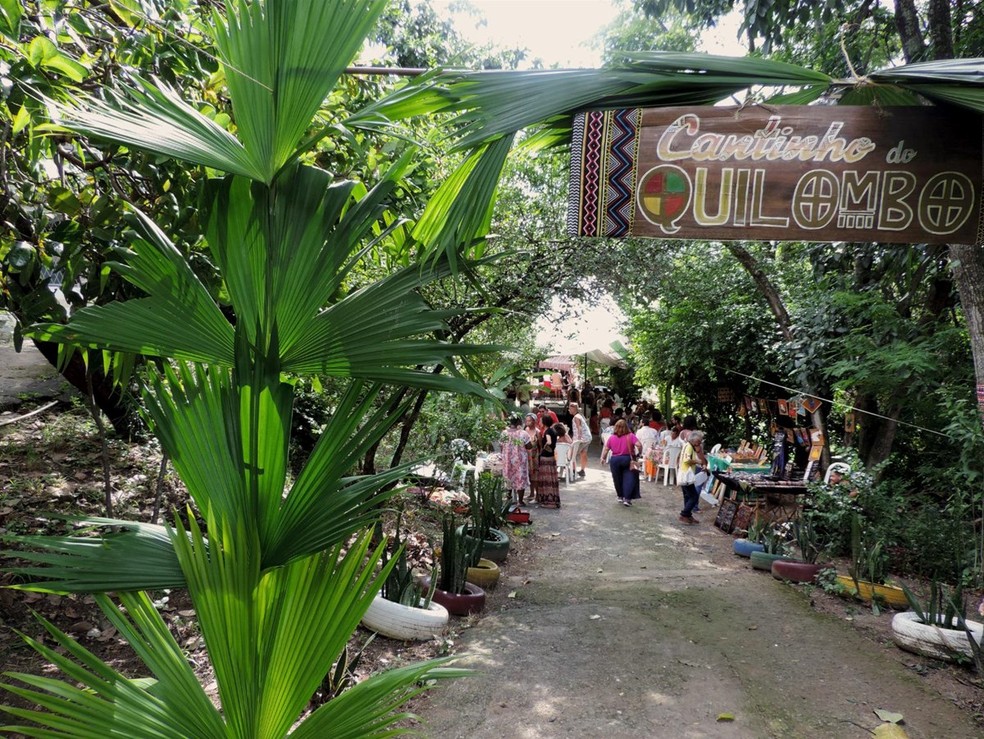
[0,313,63,411]
[415,453,982,738]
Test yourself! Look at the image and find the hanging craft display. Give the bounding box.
[844,413,856,433]
[802,396,822,414]
[787,399,798,418]
[777,399,788,415]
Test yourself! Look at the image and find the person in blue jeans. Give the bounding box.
[678,430,707,524]
[600,419,642,507]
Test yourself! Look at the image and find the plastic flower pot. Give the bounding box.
[733,539,765,558]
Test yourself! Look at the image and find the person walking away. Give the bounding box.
[500,415,533,505]
[534,420,561,509]
[678,430,707,524]
[600,419,641,506]
[568,402,592,479]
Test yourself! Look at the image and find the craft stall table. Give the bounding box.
[710,464,810,533]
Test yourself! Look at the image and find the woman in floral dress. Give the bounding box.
[500,415,533,504]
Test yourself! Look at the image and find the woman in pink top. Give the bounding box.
[600,419,642,506]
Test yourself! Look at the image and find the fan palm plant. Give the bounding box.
[7,2,984,733]
[1,1,501,736]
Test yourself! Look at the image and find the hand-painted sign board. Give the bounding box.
[568,106,984,244]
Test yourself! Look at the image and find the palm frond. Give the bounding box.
[99,592,226,738]
[254,533,389,737]
[50,76,264,181]
[142,363,247,527]
[291,659,471,739]
[264,382,405,566]
[413,136,513,269]
[2,518,186,593]
[27,208,234,364]
[170,511,260,738]
[212,0,389,181]
[203,165,397,356]
[2,609,216,738]
[280,263,491,392]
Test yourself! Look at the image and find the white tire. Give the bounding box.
[361,595,449,641]
[891,611,984,662]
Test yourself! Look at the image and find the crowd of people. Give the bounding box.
[501,382,711,525]
[499,402,594,510]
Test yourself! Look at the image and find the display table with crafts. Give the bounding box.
[709,451,810,531]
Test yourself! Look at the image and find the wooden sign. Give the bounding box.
[569,105,984,244]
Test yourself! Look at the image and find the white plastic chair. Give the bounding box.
[554,442,574,483]
[710,443,722,454]
[824,462,851,483]
[659,445,681,486]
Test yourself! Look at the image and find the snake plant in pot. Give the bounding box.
[426,515,486,616]
[894,580,984,665]
[772,516,828,583]
[461,472,510,563]
[836,513,907,612]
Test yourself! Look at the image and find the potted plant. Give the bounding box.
[772,514,827,583]
[749,524,792,571]
[835,514,907,611]
[425,515,486,616]
[361,517,449,641]
[461,472,510,563]
[733,516,767,558]
[893,582,984,665]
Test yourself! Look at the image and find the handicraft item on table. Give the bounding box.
[714,499,739,533]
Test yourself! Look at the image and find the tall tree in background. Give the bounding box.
[635,0,984,436]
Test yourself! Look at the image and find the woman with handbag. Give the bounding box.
[600,419,642,507]
[677,430,707,524]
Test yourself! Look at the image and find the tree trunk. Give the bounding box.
[861,403,902,475]
[31,338,140,440]
[726,243,830,469]
[726,243,793,342]
[949,245,984,427]
[926,0,954,59]
[894,0,927,62]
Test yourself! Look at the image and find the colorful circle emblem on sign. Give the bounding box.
[637,165,692,234]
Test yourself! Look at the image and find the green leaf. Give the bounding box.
[0,0,22,40]
[27,36,57,66]
[40,52,88,83]
[211,0,389,181]
[11,105,30,134]
[51,76,265,181]
[28,208,235,364]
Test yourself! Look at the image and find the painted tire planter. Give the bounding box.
[466,558,501,590]
[835,575,909,609]
[429,581,487,616]
[733,539,765,558]
[891,611,984,662]
[460,526,510,563]
[749,551,791,571]
[771,560,822,583]
[360,595,449,641]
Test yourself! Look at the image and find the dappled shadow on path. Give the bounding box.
[415,450,982,738]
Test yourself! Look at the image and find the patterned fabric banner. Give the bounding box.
[568,108,641,237]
